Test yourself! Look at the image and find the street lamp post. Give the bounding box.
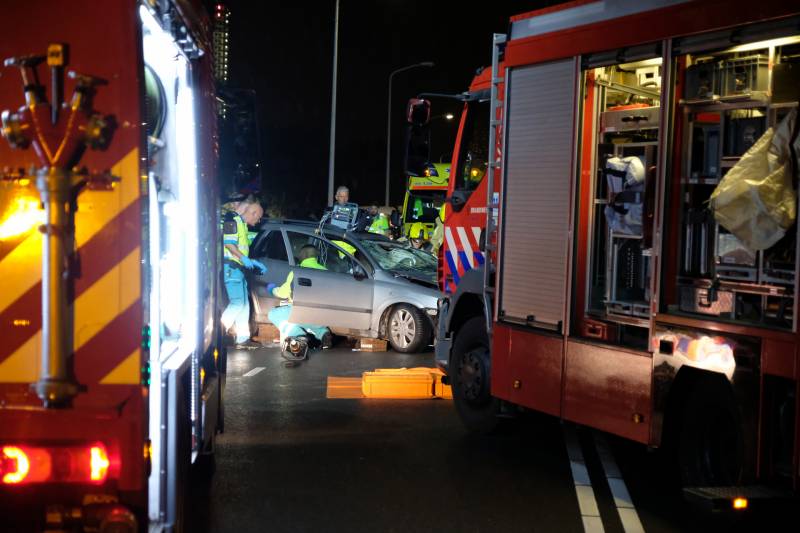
[385,61,434,206]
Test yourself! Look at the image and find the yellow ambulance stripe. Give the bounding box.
[73,247,140,350]
[0,332,40,383]
[0,147,140,311]
[99,348,141,385]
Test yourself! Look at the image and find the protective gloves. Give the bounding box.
[251,259,267,274]
[240,256,267,274]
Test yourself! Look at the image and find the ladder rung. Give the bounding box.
[492,77,504,84]
[490,119,501,126]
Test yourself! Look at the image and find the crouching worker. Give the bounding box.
[267,245,332,361]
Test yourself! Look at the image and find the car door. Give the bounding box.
[249,228,293,322]
[285,231,374,330]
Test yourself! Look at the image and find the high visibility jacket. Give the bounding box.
[300,257,326,270]
[368,214,389,235]
[222,209,249,265]
[332,239,357,258]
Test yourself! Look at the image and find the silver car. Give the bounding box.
[248,221,441,352]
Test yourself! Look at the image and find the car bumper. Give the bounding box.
[434,297,451,374]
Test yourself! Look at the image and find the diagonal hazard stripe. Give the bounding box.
[75,301,142,385]
[74,248,140,349]
[0,199,141,365]
[0,332,41,383]
[0,147,140,311]
[99,348,141,385]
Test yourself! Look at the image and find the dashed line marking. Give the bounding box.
[564,424,605,533]
[243,367,265,377]
[593,432,645,533]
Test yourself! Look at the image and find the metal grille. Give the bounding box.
[499,59,576,329]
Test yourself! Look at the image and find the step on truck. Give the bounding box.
[426,0,800,512]
[0,1,225,530]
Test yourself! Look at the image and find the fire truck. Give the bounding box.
[427,0,800,509]
[0,1,225,530]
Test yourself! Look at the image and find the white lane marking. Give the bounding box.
[243,367,265,377]
[593,432,645,533]
[564,424,605,533]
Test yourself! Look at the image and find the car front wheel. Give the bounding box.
[387,304,431,353]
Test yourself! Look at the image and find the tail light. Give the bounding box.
[1,443,115,485]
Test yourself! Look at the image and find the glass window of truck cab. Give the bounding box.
[659,27,800,332]
[571,45,664,351]
[453,97,490,196]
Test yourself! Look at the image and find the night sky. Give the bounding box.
[222,0,560,218]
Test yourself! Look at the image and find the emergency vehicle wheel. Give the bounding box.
[450,316,501,434]
[388,304,431,353]
[678,378,744,487]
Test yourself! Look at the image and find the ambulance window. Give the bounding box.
[455,99,490,193]
[659,34,800,331]
[572,50,663,350]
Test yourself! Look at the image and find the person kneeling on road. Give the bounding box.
[221,197,266,348]
[267,245,332,361]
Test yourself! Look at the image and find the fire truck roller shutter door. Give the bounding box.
[499,59,577,330]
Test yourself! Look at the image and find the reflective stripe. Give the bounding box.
[222,212,249,265]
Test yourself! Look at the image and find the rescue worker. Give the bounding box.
[267,245,332,360]
[430,203,446,256]
[334,185,350,206]
[408,221,433,252]
[367,207,390,237]
[221,197,266,347]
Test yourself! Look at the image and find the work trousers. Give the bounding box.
[268,304,329,344]
[222,263,251,343]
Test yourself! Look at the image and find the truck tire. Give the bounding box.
[678,377,744,487]
[450,316,501,434]
[388,304,431,353]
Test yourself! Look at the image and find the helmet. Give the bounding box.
[409,222,429,240]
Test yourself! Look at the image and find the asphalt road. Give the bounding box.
[187,344,792,533]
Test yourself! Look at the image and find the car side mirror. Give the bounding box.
[404,98,431,177]
[449,190,469,213]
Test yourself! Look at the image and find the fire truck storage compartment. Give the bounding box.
[666,36,800,331]
[498,59,577,331]
[582,55,662,350]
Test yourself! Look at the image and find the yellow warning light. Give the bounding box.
[471,168,479,178]
[213,348,219,364]
[200,367,206,384]
[732,497,748,510]
[0,197,43,240]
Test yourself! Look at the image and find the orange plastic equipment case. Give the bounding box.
[361,368,435,398]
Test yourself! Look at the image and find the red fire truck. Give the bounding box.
[430,0,800,508]
[0,1,224,530]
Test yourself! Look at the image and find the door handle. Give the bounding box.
[298,277,312,287]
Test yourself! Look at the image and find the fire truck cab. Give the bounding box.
[435,0,800,507]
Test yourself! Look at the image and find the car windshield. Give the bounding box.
[359,240,437,275]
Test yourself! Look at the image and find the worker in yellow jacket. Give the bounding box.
[267,245,332,360]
